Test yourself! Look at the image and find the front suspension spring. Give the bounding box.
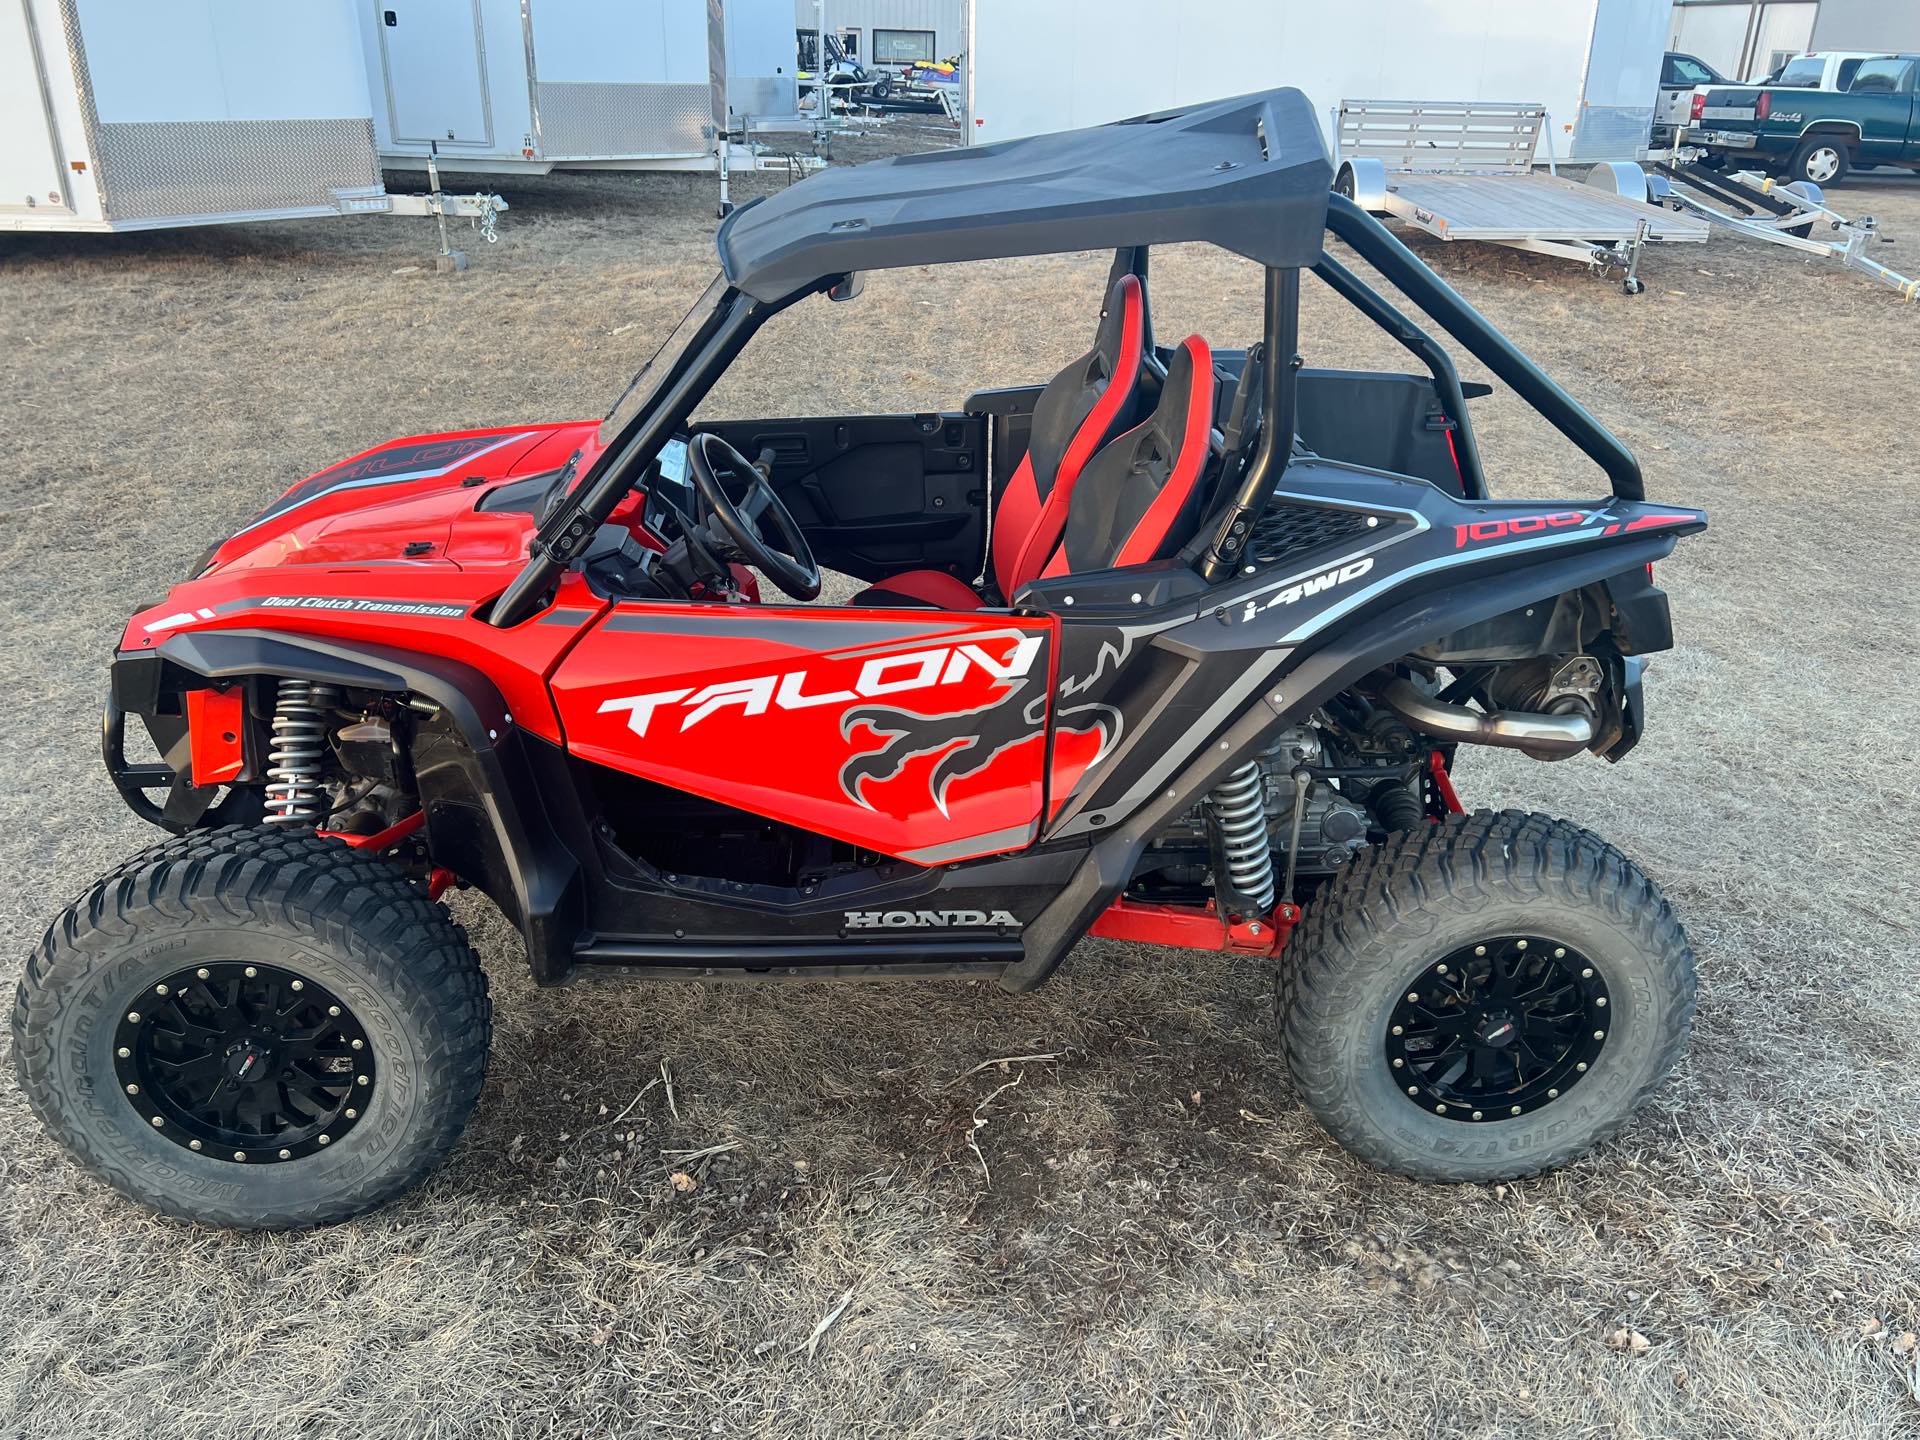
[264,678,340,825]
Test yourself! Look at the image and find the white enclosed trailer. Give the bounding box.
[3,0,389,233]
[965,0,1671,162]
[355,0,739,173]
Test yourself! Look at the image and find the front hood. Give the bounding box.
[200,422,602,572]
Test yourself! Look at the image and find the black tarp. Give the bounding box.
[715,88,1332,302]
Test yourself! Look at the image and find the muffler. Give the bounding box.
[1378,676,1592,759]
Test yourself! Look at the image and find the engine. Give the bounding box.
[1134,712,1431,911]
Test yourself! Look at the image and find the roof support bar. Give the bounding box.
[1325,193,1644,500]
[1198,265,1298,582]
[1311,252,1488,499]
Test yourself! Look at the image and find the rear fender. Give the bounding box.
[115,629,583,980]
[1005,527,1688,991]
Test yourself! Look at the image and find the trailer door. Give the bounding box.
[376,0,490,145]
[0,1,70,220]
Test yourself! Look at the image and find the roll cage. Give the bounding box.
[491,89,1646,628]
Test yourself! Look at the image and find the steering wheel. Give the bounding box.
[687,432,821,601]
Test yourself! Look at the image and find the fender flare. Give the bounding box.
[115,628,585,981]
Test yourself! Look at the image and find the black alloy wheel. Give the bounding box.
[1384,935,1610,1122]
[115,962,374,1164]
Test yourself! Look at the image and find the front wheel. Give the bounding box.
[1279,811,1695,1182]
[13,827,491,1228]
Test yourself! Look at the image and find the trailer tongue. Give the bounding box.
[1334,100,1709,294]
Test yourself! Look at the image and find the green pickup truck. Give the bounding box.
[1688,53,1920,185]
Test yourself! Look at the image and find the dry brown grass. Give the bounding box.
[1,124,1917,1438]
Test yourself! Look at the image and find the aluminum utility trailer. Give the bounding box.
[1333,100,1709,294]
[3,0,505,264]
[1648,155,1918,303]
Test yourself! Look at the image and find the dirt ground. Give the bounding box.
[2,120,1918,1439]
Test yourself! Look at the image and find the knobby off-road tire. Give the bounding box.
[1280,810,1695,1182]
[13,826,490,1228]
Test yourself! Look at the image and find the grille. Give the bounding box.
[1248,503,1377,567]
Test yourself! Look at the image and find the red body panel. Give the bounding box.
[185,687,246,786]
[551,605,1058,864]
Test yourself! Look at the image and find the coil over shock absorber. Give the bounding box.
[1206,760,1277,916]
[265,678,340,824]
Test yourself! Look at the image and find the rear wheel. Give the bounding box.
[1279,811,1695,1181]
[1788,136,1850,187]
[13,827,490,1228]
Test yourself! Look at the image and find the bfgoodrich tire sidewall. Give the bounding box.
[1328,896,1669,1178]
[23,915,435,1223]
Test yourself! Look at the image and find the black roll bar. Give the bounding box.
[1310,252,1488,500]
[1324,193,1645,501]
[1198,266,1299,582]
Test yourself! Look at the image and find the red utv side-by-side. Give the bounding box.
[15,90,1705,1228]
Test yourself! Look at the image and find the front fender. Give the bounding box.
[112,628,584,982]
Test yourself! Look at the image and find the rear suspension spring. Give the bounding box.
[1207,760,1277,916]
[265,678,340,825]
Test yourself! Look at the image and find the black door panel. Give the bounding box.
[697,413,986,583]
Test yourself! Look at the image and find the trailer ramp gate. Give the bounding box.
[1334,100,1708,294]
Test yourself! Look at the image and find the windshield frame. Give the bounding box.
[597,273,731,450]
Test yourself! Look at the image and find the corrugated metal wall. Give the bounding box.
[791,0,967,65]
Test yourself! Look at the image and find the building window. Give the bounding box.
[874,28,936,65]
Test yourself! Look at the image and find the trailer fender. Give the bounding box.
[1585,161,1650,204]
[1335,158,1389,213]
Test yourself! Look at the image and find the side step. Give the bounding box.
[571,937,1020,983]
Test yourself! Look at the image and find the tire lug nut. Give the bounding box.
[1391,1025,1404,1036]
[351,1039,364,1050]
[356,1075,369,1086]
[1516,940,1528,950]
[1594,1030,1606,1040]
[154,984,169,996]
[126,1011,141,1023]
[189,1139,203,1151]
[125,1083,139,1095]
[1471,1110,1483,1120]
[1510,1106,1522,1115]
[1392,1058,1404,1068]
[244,967,257,978]
[318,1135,331,1146]
[1436,1103,1447,1113]
[1407,1086,1419,1096]
[1581,967,1594,978]
[1406,992,1419,1003]
[1436,964,1448,975]
[1548,1088,1560,1098]
[1474,945,1486,956]
[196,967,210,979]
[328,1006,341,1017]
[117,1047,131,1059]
[233,1151,247,1161]
[1595,997,1607,1008]
[1576,1062,1589,1072]
[291,980,304,991]
[345,1108,358,1119]
[278,1148,293,1160]
[150,1116,164,1127]
[1553,948,1565,959]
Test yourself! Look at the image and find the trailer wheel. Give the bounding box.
[13,826,490,1228]
[1279,811,1695,1182]
[1788,137,1850,187]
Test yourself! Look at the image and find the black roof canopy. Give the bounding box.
[715,88,1333,302]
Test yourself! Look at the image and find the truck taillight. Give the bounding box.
[1690,93,1705,122]
[1755,92,1771,120]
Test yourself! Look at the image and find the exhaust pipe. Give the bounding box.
[1378,677,1592,759]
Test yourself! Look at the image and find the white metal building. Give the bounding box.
[4,0,387,233]
[793,0,965,69]
[965,0,1673,162]
[1667,0,1920,82]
